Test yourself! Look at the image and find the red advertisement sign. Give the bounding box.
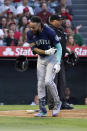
[67,45,87,57]
[0,46,37,57]
[0,46,87,57]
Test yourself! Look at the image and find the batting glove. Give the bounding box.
[53,63,61,73]
[45,48,57,55]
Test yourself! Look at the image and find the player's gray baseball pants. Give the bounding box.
[37,53,60,103]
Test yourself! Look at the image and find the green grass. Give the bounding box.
[0,105,87,131]
[0,116,87,131]
[0,105,87,111]
[0,105,39,111]
[74,105,87,109]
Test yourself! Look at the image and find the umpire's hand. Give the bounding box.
[53,63,61,73]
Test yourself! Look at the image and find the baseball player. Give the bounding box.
[27,16,62,117]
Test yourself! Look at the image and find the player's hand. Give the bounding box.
[53,63,60,73]
[45,48,57,55]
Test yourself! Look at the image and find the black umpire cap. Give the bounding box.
[49,14,64,21]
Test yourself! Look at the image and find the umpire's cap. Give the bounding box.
[49,14,64,21]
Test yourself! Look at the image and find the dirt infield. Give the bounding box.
[0,109,87,118]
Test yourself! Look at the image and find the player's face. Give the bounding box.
[29,22,41,34]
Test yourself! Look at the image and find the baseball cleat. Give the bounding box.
[34,111,47,117]
[52,101,62,117]
[61,103,74,110]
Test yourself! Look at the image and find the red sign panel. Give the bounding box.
[0,46,87,57]
[0,46,37,57]
[67,46,87,57]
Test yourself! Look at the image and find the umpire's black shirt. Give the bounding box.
[49,24,67,58]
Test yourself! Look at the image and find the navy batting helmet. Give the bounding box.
[15,55,28,72]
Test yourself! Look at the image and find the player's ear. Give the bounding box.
[38,23,42,30]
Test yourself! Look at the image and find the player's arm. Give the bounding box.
[30,43,45,54]
[52,42,62,73]
[49,31,62,73]
[27,31,56,55]
[27,31,47,55]
[46,27,62,62]
[55,43,62,64]
[27,32,46,55]
[30,43,56,55]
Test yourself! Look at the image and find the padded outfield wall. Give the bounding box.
[0,58,87,105]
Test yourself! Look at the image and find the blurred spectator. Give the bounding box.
[33,0,40,9]
[18,16,28,33]
[0,0,16,17]
[64,19,82,34]
[8,21,21,40]
[65,88,78,105]
[6,9,13,17]
[84,97,87,105]
[12,0,21,8]
[23,7,32,20]
[66,35,76,46]
[66,0,72,6]
[6,9,16,24]
[17,36,24,46]
[22,26,29,44]
[34,0,55,15]
[0,0,4,6]
[18,26,29,46]
[59,0,66,6]
[75,24,82,34]
[74,32,85,46]
[17,7,32,32]
[3,28,8,37]
[4,29,18,46]
[60,6,72,22]
[27,0,34,8]
[0,28,5,46]
[48,0,59,11]
[13,0,21,4]
[36,2,52,24]
[64,19,74,29]
[64,25,74,35]
[0,16,7,28]
[55,0,73,16]
[65,27,85,46]
[16,0,34,16]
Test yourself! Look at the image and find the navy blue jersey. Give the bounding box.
[27,25,60,50]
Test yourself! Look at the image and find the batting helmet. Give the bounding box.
[15,55,28,72]
[64,51,79,66]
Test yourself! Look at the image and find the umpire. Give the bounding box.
[47,14,73,110]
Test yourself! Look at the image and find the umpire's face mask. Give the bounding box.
[29,22,41,35]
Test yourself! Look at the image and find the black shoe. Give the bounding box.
[48,99,54,110]
[48,103,54,110]
[61,103,74,110]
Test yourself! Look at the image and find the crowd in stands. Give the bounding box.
[0,0,85,46]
